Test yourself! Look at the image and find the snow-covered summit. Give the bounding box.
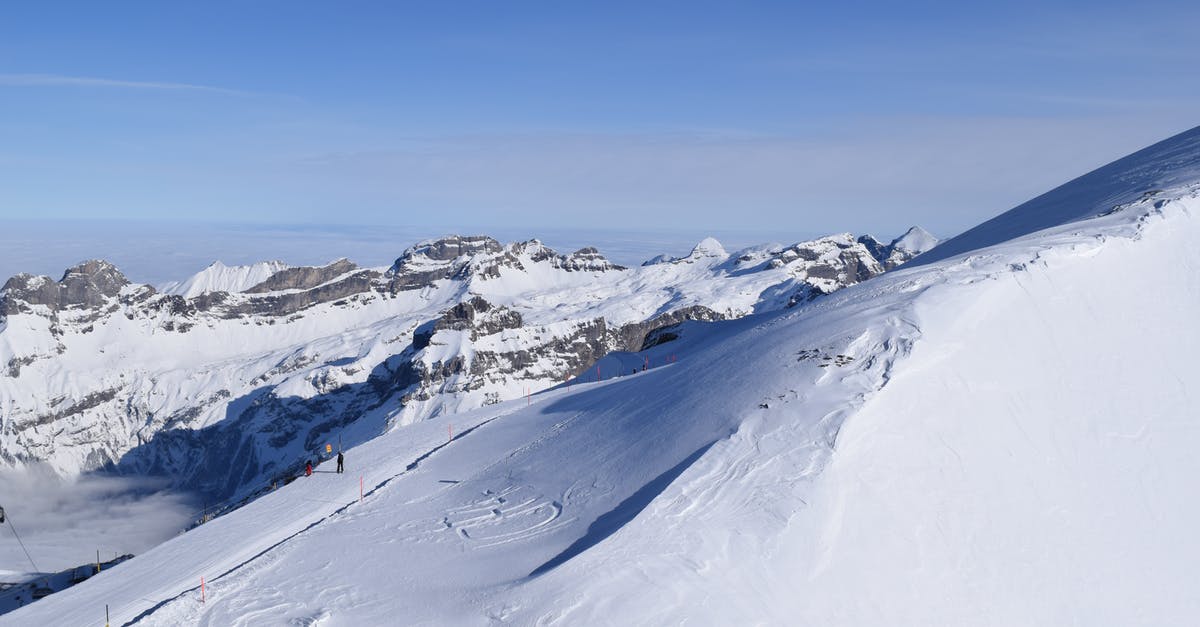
[689,236,727,258]
[889,225,938,255]
[160,260,289,298]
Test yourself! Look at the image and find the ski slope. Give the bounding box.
[7,126,1200,625]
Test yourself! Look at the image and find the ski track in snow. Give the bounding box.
[122,411,509,625]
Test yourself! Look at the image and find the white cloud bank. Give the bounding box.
[0,466,197,575]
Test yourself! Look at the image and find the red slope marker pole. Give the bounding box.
[201,576,205,603]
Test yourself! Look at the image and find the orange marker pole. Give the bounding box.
[201,576,205,603]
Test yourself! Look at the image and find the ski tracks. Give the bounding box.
[123,413,506,626]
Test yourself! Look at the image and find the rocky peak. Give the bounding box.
[563,247,623,272]
[855,227,939,270]
[855,235,890,261]
[1,260,130,315]
[407,235,504,263]
[60,260,130,306]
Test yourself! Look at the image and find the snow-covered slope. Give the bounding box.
[0,230,923,506]
[7,126,1200,625]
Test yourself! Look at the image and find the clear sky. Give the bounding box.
[2,0,1199,245]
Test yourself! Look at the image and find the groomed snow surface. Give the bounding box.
[8,128,1200,625]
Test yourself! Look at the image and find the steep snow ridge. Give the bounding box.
[510,192,1200,626]
[913,125,1200,266]
[159,261,289,298]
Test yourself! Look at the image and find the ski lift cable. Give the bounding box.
[2,506,42,574]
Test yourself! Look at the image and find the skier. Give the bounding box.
[337,451,344,474]
[305,460,313,477]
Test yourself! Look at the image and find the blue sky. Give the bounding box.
[2,1,1199,250]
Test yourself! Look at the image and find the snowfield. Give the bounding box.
[5,126,1200,625]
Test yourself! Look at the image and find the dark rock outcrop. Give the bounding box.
[245,259,358,293]
[1,260,130,316]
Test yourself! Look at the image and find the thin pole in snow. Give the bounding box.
[201,576,205,603]
[106,604,110,626]
[96,549,101,574]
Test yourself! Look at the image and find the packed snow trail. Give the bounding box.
[122,412,505,625]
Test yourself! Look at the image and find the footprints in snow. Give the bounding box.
[796,348,855,368]
[756,348,857,408]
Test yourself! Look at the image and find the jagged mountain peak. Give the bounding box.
[1,259,131,315]
[61,258,127,282]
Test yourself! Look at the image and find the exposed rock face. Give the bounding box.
[858,226,940,270]
[244,259,358,293]
[563,247,623,272]
[0,260,131,315]
[0,230,930,505]
[411,235,504,262]
[611,306,726,353]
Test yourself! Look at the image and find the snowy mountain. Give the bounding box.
[0,230,930,509]
[159,260,289,299]
[7,124,1199,626]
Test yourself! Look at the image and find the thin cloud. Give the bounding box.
[0,73,240,94]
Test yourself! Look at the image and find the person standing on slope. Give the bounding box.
[305,460,313,477]
[337,451,344,474]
